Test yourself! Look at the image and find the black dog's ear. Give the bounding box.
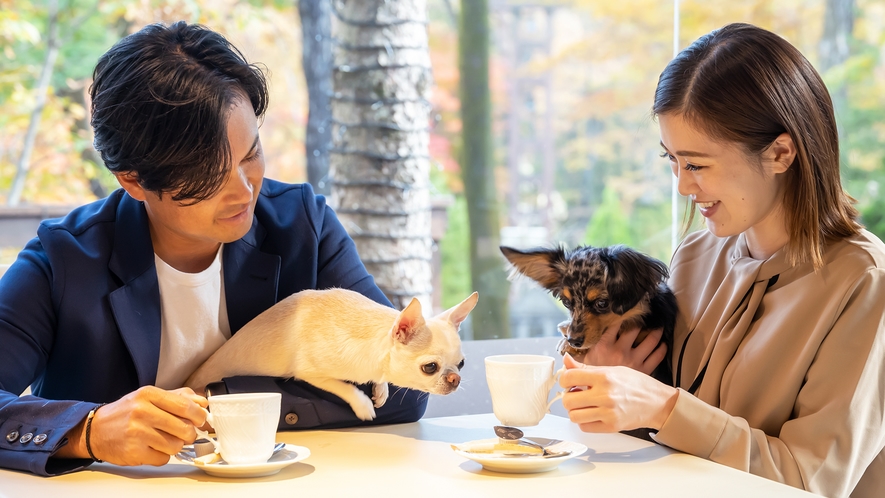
[600,246,669,315]
[499,246,566,291]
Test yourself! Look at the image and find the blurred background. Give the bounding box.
[1,0,883,341]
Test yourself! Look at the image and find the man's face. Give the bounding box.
[117,97,265,271]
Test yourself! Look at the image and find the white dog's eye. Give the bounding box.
[422,363,438,374]
[457,359,465,370]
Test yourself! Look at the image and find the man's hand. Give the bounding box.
[56,386,208,466]
[580,320,667,376]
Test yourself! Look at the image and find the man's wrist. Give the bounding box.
[53,417,88,459]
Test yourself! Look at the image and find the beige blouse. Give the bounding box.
[654,229,885,498]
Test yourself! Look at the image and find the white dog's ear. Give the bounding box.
[391,298,426,345]
[437,292,479,329]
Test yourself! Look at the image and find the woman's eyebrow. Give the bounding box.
[659,141,713,158]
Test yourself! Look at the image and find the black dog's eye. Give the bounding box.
[422,363,439,374]
[594,299,609,311]
[561,299,573,310]
[457,359,465,370]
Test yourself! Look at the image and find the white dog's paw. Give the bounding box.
[372,382,389,408]
[350,391,377,421]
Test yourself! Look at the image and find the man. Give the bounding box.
[0,22,426,476]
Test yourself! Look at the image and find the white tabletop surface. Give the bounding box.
[0,413,819,498]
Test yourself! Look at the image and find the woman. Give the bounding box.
[560,23,885,497]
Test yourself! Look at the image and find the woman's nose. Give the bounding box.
[674,165,696,197]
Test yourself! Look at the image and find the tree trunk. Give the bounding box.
[299,0,333,196]
[8,0,60,206]
[329,0,434,311]
[458,0,511,339]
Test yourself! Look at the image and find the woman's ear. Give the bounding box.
[765,132,797,175]
[114,172,147,201]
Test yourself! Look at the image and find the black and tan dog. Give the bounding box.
[500,244,676,385]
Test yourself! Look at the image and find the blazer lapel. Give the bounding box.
[107,194,163,387]
[223,218,281,335]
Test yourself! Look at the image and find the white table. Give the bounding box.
[0,413,819,497]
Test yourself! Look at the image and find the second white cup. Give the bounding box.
[204,392,281,465]
[485,354,564,427]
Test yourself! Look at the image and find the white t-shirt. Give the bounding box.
[154,246,231,390]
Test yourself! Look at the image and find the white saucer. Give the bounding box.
[174,443,310,478]
[451,438,587,474]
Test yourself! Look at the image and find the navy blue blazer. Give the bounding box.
[0,180,427,476]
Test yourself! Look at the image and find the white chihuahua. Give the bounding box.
[186,288,478,420]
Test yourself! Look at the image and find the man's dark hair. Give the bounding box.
[90,21,268,202]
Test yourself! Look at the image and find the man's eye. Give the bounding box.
[422,363,438,374]
[594,299,609,310]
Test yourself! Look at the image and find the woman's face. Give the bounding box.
[117,96,265,271]
[658,113,793,257]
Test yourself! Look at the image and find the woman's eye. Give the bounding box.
[594,299,609,310]
[422,363,438,374]
[684,163,702,172]
[659,151,675,161]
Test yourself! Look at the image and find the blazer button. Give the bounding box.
[284,413,299,425]
[19,433,33,444]
[6,430,19,443]
[33,434,48,445]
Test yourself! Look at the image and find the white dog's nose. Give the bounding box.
[446,372,460,389]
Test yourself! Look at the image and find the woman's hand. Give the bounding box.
[559,354,678,433]
[581,320,668,376]
[57,386,208,466]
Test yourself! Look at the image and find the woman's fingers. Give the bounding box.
[632,327,663,358]
[642,340,668,375]
[559,365,678,432]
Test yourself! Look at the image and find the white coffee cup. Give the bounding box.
[485,354,564,427]
[204,392,281,465]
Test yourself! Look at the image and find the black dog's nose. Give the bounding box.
[567,337,584,348]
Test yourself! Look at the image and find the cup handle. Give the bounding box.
[195,409,220,455]
[546,366,568,412]
[546,391,564,412]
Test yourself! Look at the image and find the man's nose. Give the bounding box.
[226,165,254,201]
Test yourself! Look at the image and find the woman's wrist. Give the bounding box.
[652,384,680,430]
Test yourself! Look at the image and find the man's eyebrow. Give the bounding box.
[246,135,260,155]
[659,141,713,158]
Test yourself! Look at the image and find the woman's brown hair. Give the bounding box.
[653,23,860,269]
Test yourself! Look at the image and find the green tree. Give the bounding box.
[583,185,635,247]
[458,0,509,339]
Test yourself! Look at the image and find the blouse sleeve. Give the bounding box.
[653,268,885,497]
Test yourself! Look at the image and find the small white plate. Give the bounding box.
[451,438,587,474]
[174,443,310,478]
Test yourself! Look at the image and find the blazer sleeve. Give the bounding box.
[653,268,885,497]
[0,244,98,476]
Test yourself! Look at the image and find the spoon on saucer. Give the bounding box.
[493,425,568,458]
